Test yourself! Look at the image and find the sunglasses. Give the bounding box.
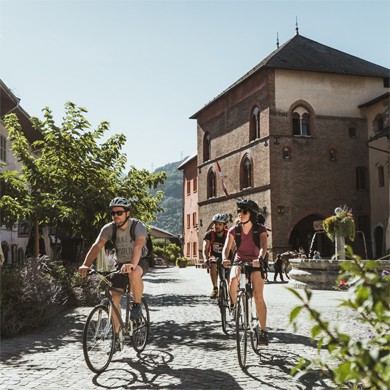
[237,208,249,215]
[111,210,126,216]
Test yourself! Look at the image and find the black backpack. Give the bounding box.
[234,221,261,250]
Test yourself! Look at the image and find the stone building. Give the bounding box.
[189,32,389,260]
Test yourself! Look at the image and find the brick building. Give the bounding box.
[189,33,389,261]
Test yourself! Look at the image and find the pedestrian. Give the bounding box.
[78,197,149,353]
[273,254,284,282]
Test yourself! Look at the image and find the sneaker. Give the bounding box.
[230,306,236,320]
[210,288,218,299]
[257,329,269,346]
[130,304,143,320]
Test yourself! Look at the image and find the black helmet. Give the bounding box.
[237,199,259,215]
[109,197,132,210]
[212,213,228,224]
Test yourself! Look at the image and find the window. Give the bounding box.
[186,214,190,228]
[292,108,310,136]
[249,106,260,141]
[329,148,336,161]
[207,168,216,198]
[186,243,190,256]
[349,127,357,138]
[193,177,197,192]
[186,180,191,195]
[376,115,384,132]
[0,135,6,162]
[283,147,291,159]
[192,242,197,258]
[192,212,197,226]
[203,132,211,162]
[240,155,253,190]
[356,166,368,190]
[378,166,385,187]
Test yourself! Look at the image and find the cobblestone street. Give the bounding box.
[1,266,365,389]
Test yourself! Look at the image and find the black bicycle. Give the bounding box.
[217,260,233,334]
[234,262,262,369]
[82,269,150,373]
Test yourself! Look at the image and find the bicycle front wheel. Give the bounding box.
[236,291,248,369]
[218,280,229,334]
[131,297,150,353]
[83,304,115,373]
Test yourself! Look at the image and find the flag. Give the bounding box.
[216,161,228,197]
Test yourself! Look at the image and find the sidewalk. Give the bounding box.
[0,266,365,389]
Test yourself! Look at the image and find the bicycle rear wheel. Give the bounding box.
[236,291,248,369]
[218,280,229,334]
[83,304,115,373]
[131,297,150,353]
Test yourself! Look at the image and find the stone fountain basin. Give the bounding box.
[288,258,390,290]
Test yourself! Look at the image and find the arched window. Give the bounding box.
[207,168,216,199]
[283,147,291,159]
[329,148,336,161]
[249,106,260,141]
[292,107,311,136]
[240,155,253,190]
[203,132,211,162]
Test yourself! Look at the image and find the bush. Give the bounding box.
[0,256,98,338]
[288,246,390,389]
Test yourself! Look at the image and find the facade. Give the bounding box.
[359,93,389,258]
[178,154,199,264]
[0,79,43,265]
[190,33,390,260]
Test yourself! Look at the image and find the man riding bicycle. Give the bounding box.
[202,213,231,299]
[79,197,149,352]
[222,199,269,345]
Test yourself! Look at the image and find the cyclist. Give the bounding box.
[222,199,269,345]
[79,197,149,351]
[202,213,231,299]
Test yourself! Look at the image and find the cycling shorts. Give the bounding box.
[110,258,149,290]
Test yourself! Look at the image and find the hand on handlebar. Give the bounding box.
[120,263,135,274]
[222,259,232,268]
[78,265,90,279]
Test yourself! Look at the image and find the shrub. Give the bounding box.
[288,246,390,389]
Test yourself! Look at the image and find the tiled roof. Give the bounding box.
[191,34,390,119]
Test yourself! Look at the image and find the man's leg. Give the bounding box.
[129,265,144,304]
[210,261,218,298]
[111,290,123,334]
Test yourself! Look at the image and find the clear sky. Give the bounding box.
[1,0,389,171]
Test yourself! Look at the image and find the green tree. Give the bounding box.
[289,246,390,389]
[2,102,167,258]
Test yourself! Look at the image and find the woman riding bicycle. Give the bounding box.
[222,199,269,345]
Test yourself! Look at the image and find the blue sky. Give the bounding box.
[1,0,389,171]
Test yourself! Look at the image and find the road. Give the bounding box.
[1,266,364,389]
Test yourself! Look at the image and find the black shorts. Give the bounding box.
[110,258,149,290]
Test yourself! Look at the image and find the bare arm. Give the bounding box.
[222,233,234,267]
[131,235,146,267]
[79,236,107,277]
[202,239,210,263]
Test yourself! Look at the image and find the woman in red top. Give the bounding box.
[222,199,269,345]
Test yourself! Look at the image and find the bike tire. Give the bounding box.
[83,304,115,373]
[219,280,229,334]
[131,297,150,353]
[235,291,248,369]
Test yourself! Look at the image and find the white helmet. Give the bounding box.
[212,213,228,224]
[109,197,132,210]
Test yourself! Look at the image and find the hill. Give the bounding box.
[150,157,188,236]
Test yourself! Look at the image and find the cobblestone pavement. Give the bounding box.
[1,266,366,389]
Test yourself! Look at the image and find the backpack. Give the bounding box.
[234,221,261,250]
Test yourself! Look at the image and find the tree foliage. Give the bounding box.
[2,102,167,247]
[288,246,390,389]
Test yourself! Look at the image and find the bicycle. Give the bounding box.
[216,259,233,334]
[234,261,263,369]
[82,269,150,373]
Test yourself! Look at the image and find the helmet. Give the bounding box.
[109,197,132,210]
[237,199,259,215]
[212,213,228,224]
